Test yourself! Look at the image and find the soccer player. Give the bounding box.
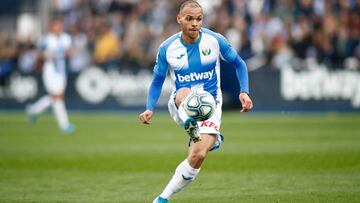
[26,17,75,134]
[138,1,253,202]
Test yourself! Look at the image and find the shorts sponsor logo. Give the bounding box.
[200,120,219,131]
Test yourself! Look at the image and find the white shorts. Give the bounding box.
[42,62,66,95]
[168,95,224,151]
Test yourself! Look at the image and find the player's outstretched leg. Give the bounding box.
[154,134,217,201]
[154,159,200,201]
[183,117,200,142]
[26,95,52,125]
[175,88,201,142]
[153,196,169,203]
[51,95,75,134]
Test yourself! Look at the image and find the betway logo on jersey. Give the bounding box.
[177,70,214,82]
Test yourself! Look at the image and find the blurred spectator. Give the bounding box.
[0,35,17,85]
[92,17,120,69]
[68,24,90,72]
[271,34,294,68]
[122,6,148,66]
[0,0,359,72]
[18,39,38,73]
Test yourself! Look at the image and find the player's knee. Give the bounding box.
[175,88,192,107]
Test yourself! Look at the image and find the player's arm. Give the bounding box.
[139,45,168,124]
[35,38,47,64]
[217,33,253,112]
[65,35,77,58]
[231,55,253,112]
[139,73,166,124]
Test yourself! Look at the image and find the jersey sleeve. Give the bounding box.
[215,32,249,93]
[153,44,168,77]
[145,44,169,111]
[231,55,249,94]
[146,73,166,111]
[216,33,238,63]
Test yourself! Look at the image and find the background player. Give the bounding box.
[26,17,75,134]
[139,1,253,202]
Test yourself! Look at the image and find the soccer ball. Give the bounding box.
[183,90,216,121]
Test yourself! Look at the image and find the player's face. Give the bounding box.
[51,20,64,35]
[177,6,203,43]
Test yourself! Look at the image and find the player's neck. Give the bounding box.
[52,32,62,36]
[181,33,200,44]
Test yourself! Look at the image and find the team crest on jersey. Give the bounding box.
[201,48,211,56]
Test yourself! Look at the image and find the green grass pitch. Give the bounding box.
[0,111,360,202]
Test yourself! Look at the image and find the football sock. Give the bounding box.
[159,159,200,199]
[52,99,70,130]
[28,95,52,114]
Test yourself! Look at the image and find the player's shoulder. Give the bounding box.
[159,32,181,51]
[201,28,222,39]
[62,32,71,37]
[201,28,228,44]
[201,27,219,36]
[60,32,71,40]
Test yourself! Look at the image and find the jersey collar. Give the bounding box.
[179,29,202,48]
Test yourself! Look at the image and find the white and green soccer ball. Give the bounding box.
[183,90,216,121]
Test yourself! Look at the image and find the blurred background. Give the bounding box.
[1,1,360,202]
[0,0,360,111]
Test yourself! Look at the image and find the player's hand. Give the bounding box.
[239,92,253,113]
[139,110,153,124]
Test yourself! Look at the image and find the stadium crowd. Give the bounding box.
[1,0,359,84]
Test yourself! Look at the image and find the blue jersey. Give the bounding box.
[146,28,249,111]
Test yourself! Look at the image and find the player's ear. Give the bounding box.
[176,15,181,24]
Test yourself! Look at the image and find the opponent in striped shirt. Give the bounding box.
[26,17,75,134]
